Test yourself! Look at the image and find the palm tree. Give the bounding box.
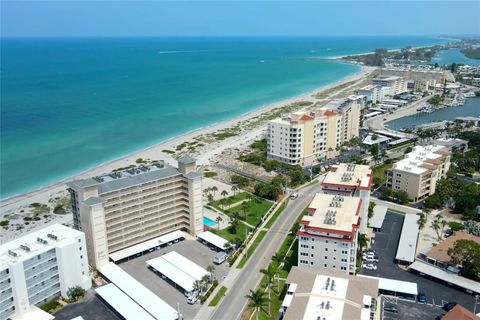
[417,211,428,231]
[211,186,218,197]
[241,201,250,221]
[221,190,228,202]
[260,264,276,316]
[193,280,202,295]
[206,265,215,282]
[271,253,283,288]
[431,215,443,241]
[231,185,239,196]
[357,234,369,252]
[245,289,267,320]
[215,216,223,231]
[201,274,210,292]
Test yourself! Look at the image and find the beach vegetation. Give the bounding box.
[162,149,175,154]
[135,158,147,163]
[204,171,218,178]
[53,205,66,215]
[231,174,250,188]
[112,164,135,172]
[0,220,9,227]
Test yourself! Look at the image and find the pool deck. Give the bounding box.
[203,207,230,230]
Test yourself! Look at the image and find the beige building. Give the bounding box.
[372,75,407,95]
[297,193,362,274]
[386,145,451,202]
[267,98,360,166]
[67,157,203,268]
[382,67,445,91]
[282,266,379,320]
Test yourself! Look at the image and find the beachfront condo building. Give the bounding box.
[382,67,445,92]
[357,85,386,104]
[267,98,361,166]
[66,157,203,268]
[386,145,451,202]
[371,75,407,96]
[297,193,362,275]
[281,267,379,320]
[0,224,91,320]
[320,163,372,234]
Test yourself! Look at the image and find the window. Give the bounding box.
[325,248,328,251]
[324,264,327,267]
[311,254,314,257]
[325,256,328,259]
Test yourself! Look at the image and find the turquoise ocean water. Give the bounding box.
[1,37,450,199]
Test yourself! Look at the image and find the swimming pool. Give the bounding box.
[203,217,217,227]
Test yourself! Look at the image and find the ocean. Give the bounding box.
[1,36,450,199]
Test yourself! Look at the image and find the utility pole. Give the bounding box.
[177,302,182,320]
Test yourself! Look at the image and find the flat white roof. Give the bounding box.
[95,284,156,320]
[162,251,208,281]
[368,205,388,229]
[358,275,418,296]
[393,145,448,175]
[395,214,420,263]
[197,231,229,250]
[147,256,196,292]
[109,230,185,262]
[282,294,294,308]
[362,134,391,146]
[98,262,177,320]
[10,306,55,320]
[363,111,383,119]
[409,261,480,294]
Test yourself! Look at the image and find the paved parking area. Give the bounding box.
[54,289,120,320]
[382,298,444,320]
[361,211,476,311]
[118,239,230,320]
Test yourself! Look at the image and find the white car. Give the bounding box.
[187,294,199,304]
[364,257,379,263]
[290,193,298,200]
[362,263,377,270]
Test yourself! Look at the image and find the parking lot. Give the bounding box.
[118,238,230,320]
[360,211,477,313]
[381,297,445,320]
[54,289,120,320]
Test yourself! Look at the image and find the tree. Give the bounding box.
[215,216,223,231]
[271,253,283,288]
[221,190,228,200]
[370,145,380,164]
[431,214,443,241]
[260,264,277,316]
[206,265,215,282]
[448,239,480,281]
[67,286,85,301]
[231,185,239,196]
[393,190,410,204]
[211,186,218,197]
[448,221,464,232]
[368,202,376,219]
[357,234,369,252]
[207,194,214,204]
[417,210,428,231]
[245,289,267,320]
[201,274,210,292]
[241,201,250,221]
[193,280,202,294]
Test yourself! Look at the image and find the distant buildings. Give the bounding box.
[382,67,445,92]
[267,98,361,166]
[0,224,91,320]
[371,75,407,96]
[282,266,379,320]
[67,157,203,268]
[357,85,386,104]
[297,193,362,274]
[386,145,451,202]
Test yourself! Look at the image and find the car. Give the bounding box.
[290,193,298,200]
[384,305,398,314]
[418,293,427,303]
[364,257,379,263]
[362,263,377,270]
[443,302,457,311]
[187,294,199,304]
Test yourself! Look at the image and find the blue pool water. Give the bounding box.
[203,217,217,227]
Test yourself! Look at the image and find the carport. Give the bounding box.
[109,230,185,262]
[368,205,388,231]
[395,214,419,265]
[197,231,229,251]
[359,275,418,300]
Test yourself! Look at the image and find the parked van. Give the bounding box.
[213,251,227,264]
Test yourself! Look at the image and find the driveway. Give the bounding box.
[360,211,476,311]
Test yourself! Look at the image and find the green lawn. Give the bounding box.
[208,286,228,307]
[211,192,249,210]
[209,222,252,242]
[372,162,393,187]
[237,230,267,268]
[264,203,286,229]
[227,199,273,227]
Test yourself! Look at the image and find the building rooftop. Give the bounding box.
[425,232,480,263]
[443,304,480,320]
[322,163,372,190]
[177,156,197,165]
[0,224,83,267]
[393,145,449,175]
[395,214,420,263]
[432,138,468,150]
[283,267,378,320]
[300,193,362,234]
[372,75,402,82]
[67,163,182,194]
[358,84,380,91]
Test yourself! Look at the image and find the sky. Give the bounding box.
[1,1,479,37]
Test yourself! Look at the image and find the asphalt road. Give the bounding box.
[209,182,322,320]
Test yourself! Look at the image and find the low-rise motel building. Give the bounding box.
[66,157,203,268]
[386,145,451,202]
[281,266,379,320]
[297,193,362,274]
[266,98,361,166]
[0,224,91,320]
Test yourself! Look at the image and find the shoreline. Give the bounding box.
[0,64,373,210]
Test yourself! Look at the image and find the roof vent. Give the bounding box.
[20,244,30,252]
[8,250,18,257]
[47,233,58,241]
[37,237,48,245]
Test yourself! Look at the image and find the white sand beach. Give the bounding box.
[0,65,376,240]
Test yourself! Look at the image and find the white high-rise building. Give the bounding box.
[67,157,204,268]
[0,224,91,320]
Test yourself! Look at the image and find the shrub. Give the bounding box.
[448,221,464,232]
[67,285,85,301]
[40,299,61,312]
[53,205,66,215]
[204,171,218,178]
[0,220,9,227]
[200,280,219,304]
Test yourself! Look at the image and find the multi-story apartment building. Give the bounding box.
[282,266,379,320]
[382,67,445,91]
[67,157,203,268]
[297,193,362,275]
[321,163,372,234]
[371,75,407,96]
[0,224,91,320]
[386,145,451,202]
[357,85,386,104]
[267,98,361,166]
